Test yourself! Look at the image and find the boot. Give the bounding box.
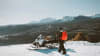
[58,49,61,53]
[63,51,66,55]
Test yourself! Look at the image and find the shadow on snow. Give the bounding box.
[28,48,76,55]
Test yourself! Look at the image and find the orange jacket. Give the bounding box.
[61,31,68,40]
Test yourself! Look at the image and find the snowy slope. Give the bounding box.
[0,41,100,56]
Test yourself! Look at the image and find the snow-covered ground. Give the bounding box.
[0,41,100,56]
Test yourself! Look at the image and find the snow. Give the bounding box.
[0,41,100,56]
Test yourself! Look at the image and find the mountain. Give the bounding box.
[55,16,74,23]
[74,15,91,21]
[61,16,74,22]
[40,17,57,23]
[0,15,100,45]
[29,16,74,24]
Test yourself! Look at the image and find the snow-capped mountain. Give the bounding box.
[61,16,74,22]
[54,16,74,23]
[40,17,57,23]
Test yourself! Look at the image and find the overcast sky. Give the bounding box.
[0,0,100,26]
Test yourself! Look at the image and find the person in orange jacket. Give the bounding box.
[57,27,68,55]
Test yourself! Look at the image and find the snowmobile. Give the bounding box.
[31,36,59,49]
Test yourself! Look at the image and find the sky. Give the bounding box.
[0,0,100,26]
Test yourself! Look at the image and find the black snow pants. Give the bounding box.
[58,40,66,54]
